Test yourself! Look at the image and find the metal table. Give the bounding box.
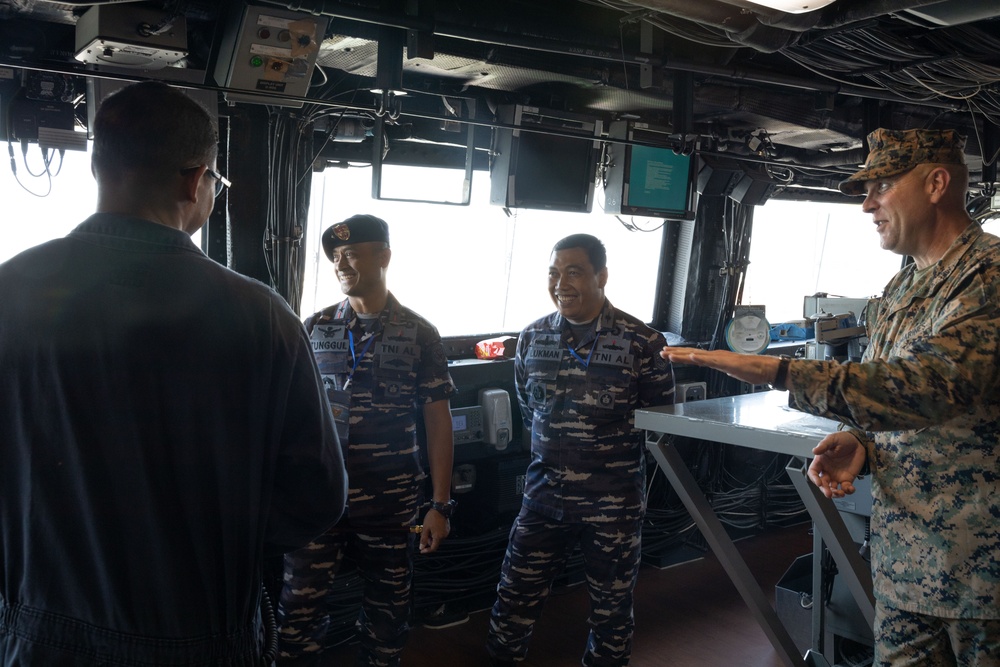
[636,390,875,667]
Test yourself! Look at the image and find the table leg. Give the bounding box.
[811,528,825,655]
[785,458,875,630]
[646,434,807,667]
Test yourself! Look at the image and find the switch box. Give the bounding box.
[213,5,328,107]
[675,381,707,403]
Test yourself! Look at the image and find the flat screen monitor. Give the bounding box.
[490,105,600,213]
[626,146,693,213]
[509,131,596,211]
[614,144,696,220]
[602,120,697,221]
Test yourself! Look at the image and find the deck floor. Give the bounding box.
[319,523,814,666]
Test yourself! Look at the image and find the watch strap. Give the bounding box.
[430,499,456,518]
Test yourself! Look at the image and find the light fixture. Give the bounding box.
[742,0,837,14]
[74,5,188,70]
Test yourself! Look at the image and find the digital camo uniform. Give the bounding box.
[838,128,968,196]
[488,299,674,667]
[787,223,1000,656]
[278,293,455,666]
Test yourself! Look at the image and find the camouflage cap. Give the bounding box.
[321,214,390,262]
[838,128,967,196]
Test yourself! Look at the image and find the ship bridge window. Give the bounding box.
[302,165,665,337]
[1,142,207,262]
[2,145,98,263]
[741,199,904,324]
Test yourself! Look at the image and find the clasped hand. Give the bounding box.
[419,509,451,554]
[808,431,867,498]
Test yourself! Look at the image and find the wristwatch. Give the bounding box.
[429,499,457,518]
[772,355,791,391]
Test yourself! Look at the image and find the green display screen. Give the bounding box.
[626,145,692,213]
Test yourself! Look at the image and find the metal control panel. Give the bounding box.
[451,405,484,445]
[213,5,327,107]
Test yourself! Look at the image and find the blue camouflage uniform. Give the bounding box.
[278,293,455,667]
[788,223,1000,663]
[488,299,674,667]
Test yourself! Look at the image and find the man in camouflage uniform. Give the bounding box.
[487,234,675,667]
[277,214,457,667]
[662,128,1000,666]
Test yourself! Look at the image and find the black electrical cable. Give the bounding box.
[259,585,278,667]
[781,21,1000,125]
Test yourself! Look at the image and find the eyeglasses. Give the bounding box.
[181,165,232,198]
[204,166,232,197]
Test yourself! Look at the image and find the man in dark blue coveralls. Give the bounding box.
[487,233,675,666]
[277,214,456,667]
[0,81,347,667]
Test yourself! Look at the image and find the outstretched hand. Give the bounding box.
[660,346,781,386]
[808,431,867,499]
